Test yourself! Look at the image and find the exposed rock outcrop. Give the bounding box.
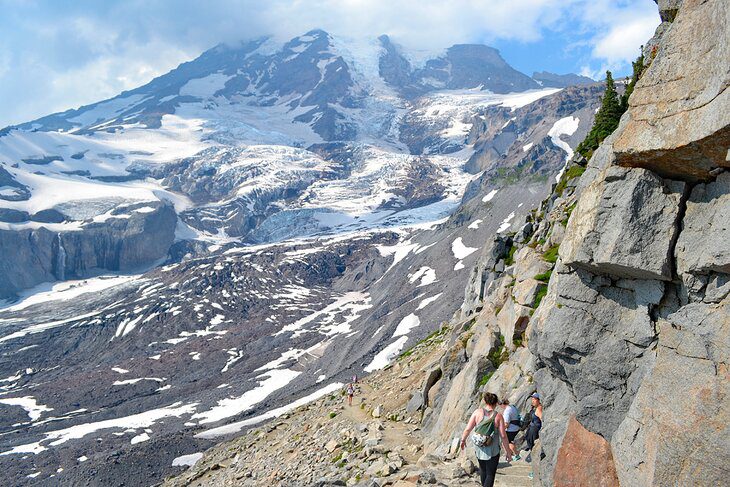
[614,0,729,182]
[530,0,730,484]
[0,202,176,299]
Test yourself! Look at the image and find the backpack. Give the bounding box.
[520,410,533,430]
[471,409,497,447]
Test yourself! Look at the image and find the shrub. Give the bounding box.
[504,244,518,266]
[487,334,508,369]
[534,286,548,309]
[555,165,586,197]
[535,269,552,282]
[543,245,560,264]
[478,372,494,387]
[329,412,337,419]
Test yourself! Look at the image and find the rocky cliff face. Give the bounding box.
[530,0,729,485]
[0,202,176,298]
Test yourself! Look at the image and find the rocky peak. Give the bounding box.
[414,44,540,93]
[532,71,595,88]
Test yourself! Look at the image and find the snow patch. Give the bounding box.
[451,237,478,259]
[196,382,343,439]
[364,336,409,373]
[191,369,301,424]
[408,266,436,287]
[497,212,516,233]
[482,189,498,202]
[548,116,580,182]
[392,314,420,337]
[0,396,53,421]
[0,402,196,455]
[130,432,150,445]
[172,452,203,467]
[417,293,443,310]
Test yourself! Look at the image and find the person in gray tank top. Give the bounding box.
[460,392,512,487]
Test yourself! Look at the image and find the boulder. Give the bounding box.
[495,298,532,349]
[406,391,425,414]
[561,166,684,280]
[553,416,619,487]
[656,0,682,22]
[372,405,382,418]
[512,278,545,307]
[613,0,730,181]
[513,247,551,283]
[675,172,730,276]
[460,458,476,475]
[325,440,340,453]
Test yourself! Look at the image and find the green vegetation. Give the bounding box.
[543,244,560,264]
[561,202,578,226]
[576,71,623,159]
[478,371,494,387]
[398,325,450,359]
[487,334,509,369]
[534,286,548,309]
[621,50,645,112]
[576,49,645,159]
[534,269,552,283]
[513,333,525,348]
[329,412,338,419]
[504,243,518,266]
[555,164,587,197]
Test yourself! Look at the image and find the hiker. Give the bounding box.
[524,392,543,452]
[460,392,512,487]
[346,383,355,406]
[499,398,521,461]
[352,374,358,384]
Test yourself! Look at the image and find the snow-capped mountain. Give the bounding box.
[0,30,601,485]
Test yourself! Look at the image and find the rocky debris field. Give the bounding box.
[164,326,533,487]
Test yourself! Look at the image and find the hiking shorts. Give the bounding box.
[507,430,519,442]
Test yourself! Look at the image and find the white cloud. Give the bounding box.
[0,0,660,127]
[592,17,658,66]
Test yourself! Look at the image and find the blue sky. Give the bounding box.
[0,0,660,127]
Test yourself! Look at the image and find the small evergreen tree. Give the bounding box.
[620,49,645,111]
[576,70,623,158]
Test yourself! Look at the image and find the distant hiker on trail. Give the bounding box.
[524,392,543,453]
[499,398,521,461]
[460,392,512,487]
[346,383,354,406]
[352,374,358,384]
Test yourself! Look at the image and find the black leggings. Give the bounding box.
[477,455,499,487]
